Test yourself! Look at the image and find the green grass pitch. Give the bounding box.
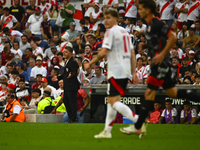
[0,123,199,150]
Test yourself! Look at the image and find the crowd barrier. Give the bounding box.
[0,85,200,123]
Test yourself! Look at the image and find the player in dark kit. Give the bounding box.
[120,0,200,138]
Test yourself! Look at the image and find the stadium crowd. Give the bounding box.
[0,0,200,123]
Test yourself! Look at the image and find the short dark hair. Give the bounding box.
[57,52,63,56]
[33,37,41,42]
[3,7,9,11]
[19,79,25,83]
[165,99,172,103]
[95,66,101,70]
[20,97,27,102]
[11,70,19,75]
[26,48,33,52]
[80,19,85,25]
[65,46,73,53]
[195,74,200,79]
[14,41,19,46]
[183,100,191,106]
[52,68,59,75]
[104,9,119,19]
[76,57,83,63]
[1,82,8,86]
[139,0,156,14]
[137,57,143,62]
[21,35,28,39]
[31,88,41,96]
[85,44,91,49]
[2,27,9,33]
[78,49,85,54]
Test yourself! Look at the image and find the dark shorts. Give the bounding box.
[147,65,176,91]
[107,77,128,97]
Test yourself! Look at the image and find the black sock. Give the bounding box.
[177,89,200,102]
[135,100,154,130]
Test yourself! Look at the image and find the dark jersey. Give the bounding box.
[145,17,172,68]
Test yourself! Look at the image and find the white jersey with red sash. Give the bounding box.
[6,30,23,42]
[157,0,176,20]
[91,10,102,31]
[40,3,51,15]
[103,0,118,9]
[123,0,137,18]
[176,2,188,22]
[0,14,17,29]
[187,0,200,21]
[84,0,99,17]
[33,47,43,56]
[60,41,73,52]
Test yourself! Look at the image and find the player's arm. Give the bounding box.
[167,116,176,124]
[87,48,108,68]
[159,117,165,124]
[189,117,197,124]
[180,116,187,124]
[153,31,177,65]
[191,115,199,124]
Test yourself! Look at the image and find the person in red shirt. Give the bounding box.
[1,47,14,66]
[41,14,52,39]
[148,101,163,124]
[32,74,43,89]
[84,44,93,60]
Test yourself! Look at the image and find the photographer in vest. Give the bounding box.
[1,93,25,122]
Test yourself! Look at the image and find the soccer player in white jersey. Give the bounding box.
[84,9,140,138]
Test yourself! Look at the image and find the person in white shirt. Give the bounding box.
[135,19,147,33]
[29,88,41,107]
[136,57,145,75]
[84,9,140,138]
[2,27,23,44]
[30,40,43,56]
[90,3,103,31]
[0,7,19,30]
[103,0,119,12]
[27,7,43,40]
[193,74,200,85]
[0,36,7,53]
[56,79,64,96]
[159,100,178,124]
[156,0,176,27]
[40,0,51,16]
[174,0,188,30]
[83,0,99,18]
[187,0,200,28]
[19,35,31,54]
[30,56,47,79]
[123,0,139,24]
[12,41,23,59]
[60,32,73,52]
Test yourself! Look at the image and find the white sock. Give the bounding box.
[113,101,138,123]
[104,103,117,134]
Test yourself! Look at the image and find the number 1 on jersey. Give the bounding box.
[123,35,130,53]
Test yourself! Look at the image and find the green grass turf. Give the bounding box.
[0,123,199,150]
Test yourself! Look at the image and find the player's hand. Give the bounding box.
[84,63,90,71]
[67,72,71,78]
[152,53,164,66]
[133,73,141,85]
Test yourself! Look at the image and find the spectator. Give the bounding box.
[123,0,138,25]
[29,88,41,106]
[57,52,65,67]
[156,0,176,27]
[118,15,125,27]
[41,14,52,39]
[22,48,35,67]
[45,44,57,59]
[78,49,85,60]
[15,79,31,102]
[76,57,85,85]
[40,77,58,99]
[10,0,25,31]
[12,41,23,60]
[193,74,200,85]
[136,19,147,33]
[0,7,19,30]
[95,23,106,39]
[30,56,47,79]
[195,62,200,74]
[90,67,106,84]
[25,0,36,20]
[84,44,93,60]
[47,67,59,89]
[180,101,197,124]
[182,27,200,49]
[60,32,73,52]
[148,101,163,124]
[0,82,8,102]
[27,58,35,81]
[159,100,178,124]
[6,63,14,77]
[33,37,49,52]
[20,35,31,54]
[124,18,135,34]
[174,0,188,30]
[27,7,43,40]
[31,74,42,89]
[30,40,43,56]
[0,36,7,53]
[83,78,90,86]
[67,22,79,44]
[179,57,193,77]
[1,93,25,122]
[48,56,62,76]
[103,0,119,12]
[56,79,64,96]
[87,35,98,52]
[24,29,35,43]
[136,57,145,75]
[60,0,75,33]
[48,1,59,36]
[177,22,189,46]
[194,20,200,36]
[171,22,179,36]
[0,5,3,19]
[172,56,182,78]
[188,50,197,68]
[37,88,55,114]
[2,27,23,43]
[0,61,7,76]
[83,0,99,18]
[8,70,19,90]
[20,97,28,108]
[40,0,51,16]
[187,0,200,28]
[90,3,102,31]
[183,75,192,84]
[1,47,14,66]
[15,62,28,81]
